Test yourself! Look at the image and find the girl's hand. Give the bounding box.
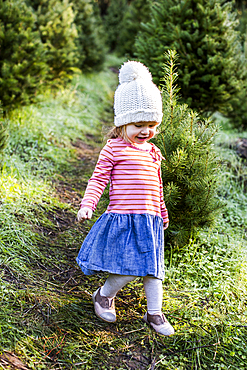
[163,222,169,230]
[77,207,93,222]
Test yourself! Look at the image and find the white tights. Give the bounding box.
[100,274,163,315]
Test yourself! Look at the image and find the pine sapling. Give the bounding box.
[152,50,222,247]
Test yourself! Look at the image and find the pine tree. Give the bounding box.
[103,0,128,51]
[227,29,247,129]
[72,0,106,72]
[0,0,48,110]
[135,0,245,117]
[235,0,247,10]
[152,51,221,247]
[96,0,111,17]
[28,0,78,82]
[116,0,151,57]
[236,1,247,35]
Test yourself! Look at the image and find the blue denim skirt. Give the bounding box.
[76,212,165,280]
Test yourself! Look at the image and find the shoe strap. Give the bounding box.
[96,289,114,309]
[147,313,167,325]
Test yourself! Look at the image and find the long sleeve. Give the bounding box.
[158,166,169,223]
[80,142,114,211]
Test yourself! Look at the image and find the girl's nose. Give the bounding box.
[141,126,149,134]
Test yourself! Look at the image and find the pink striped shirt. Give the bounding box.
[80,137,169,223]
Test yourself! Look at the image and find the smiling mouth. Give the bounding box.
[136,136,148,140]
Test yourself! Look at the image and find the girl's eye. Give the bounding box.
[135,125,142,128]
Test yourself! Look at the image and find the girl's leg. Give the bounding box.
[101,274,137,297]
[143,276,174,336]
[143,276,163,315]
[92,274,137,323]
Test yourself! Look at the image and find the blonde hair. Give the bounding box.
[106,125,132,144]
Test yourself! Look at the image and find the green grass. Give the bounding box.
[0,55,247,369]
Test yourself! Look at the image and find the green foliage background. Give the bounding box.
[28,0,79,82]
[72,0,106,71]
[0,0,107,111]
[2,0,247,127]
[135,0,246,118]
[0,0,48,109]
[115,0,151,57]
[103,0,128,51]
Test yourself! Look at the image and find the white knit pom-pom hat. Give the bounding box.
[114,60,163,127]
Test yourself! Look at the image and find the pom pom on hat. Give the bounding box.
[114,60,163,127]
[119,61,152,84]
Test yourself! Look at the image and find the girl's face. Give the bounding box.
[126,121,158,145]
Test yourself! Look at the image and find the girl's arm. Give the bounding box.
[79,142,114,213]
[158,166,169,227]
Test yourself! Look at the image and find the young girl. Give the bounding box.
[76,61,174,336]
